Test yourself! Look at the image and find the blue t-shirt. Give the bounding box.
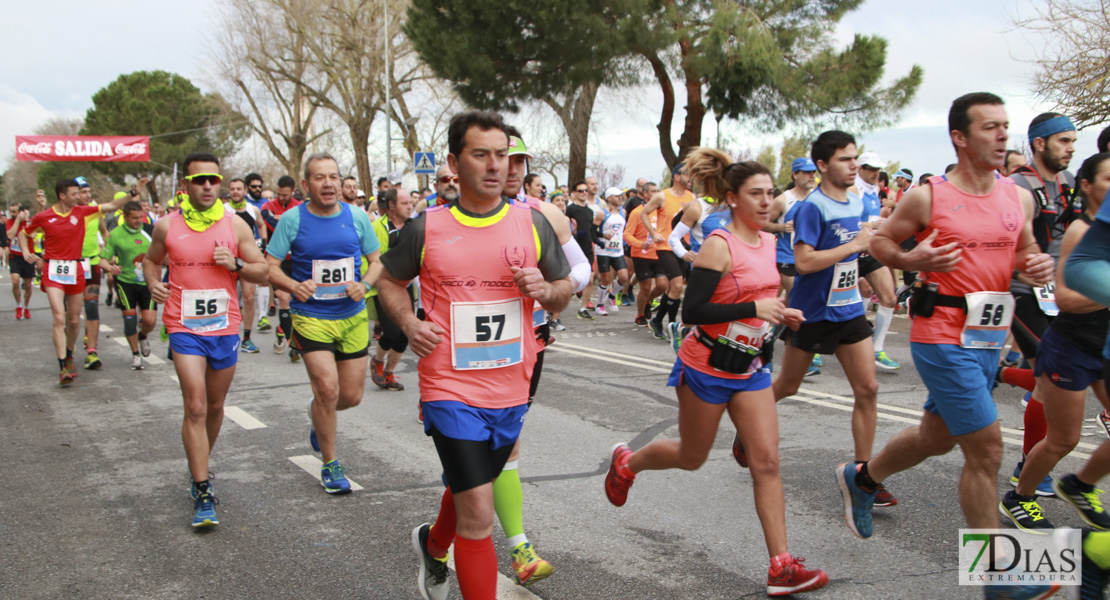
[790,187,866,323]
[267,203,379,319]
[775,195,806,264]
[694,206,731,253]
[860,190,883,223]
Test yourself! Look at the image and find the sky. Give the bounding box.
[2,0,1103,189]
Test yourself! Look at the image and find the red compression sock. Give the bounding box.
[427,487,456,559]
[1001,367,1036,392]
[453,535,498,599]
[1023,397,1047,456]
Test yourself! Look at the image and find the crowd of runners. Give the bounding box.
[8,96,1110,600]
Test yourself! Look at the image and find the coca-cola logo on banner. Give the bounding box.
[14,135,151,163]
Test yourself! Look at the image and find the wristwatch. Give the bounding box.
[232,258,244,272]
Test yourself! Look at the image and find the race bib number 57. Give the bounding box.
[450,298,524,370]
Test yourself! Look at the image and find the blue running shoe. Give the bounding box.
[668,322,682,354]
[982,582,1059,599]
[835,463,875,539]
[321,460,351,494]
[805,367,820,378]
[308,398,320,452]
[189,472,215,500]
[240,339,260,353]
[812,354,823,368]
[192,492,219,528]
[1010,460,1055,497]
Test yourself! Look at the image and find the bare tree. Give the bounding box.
[589,161,627,192]
[212,0,332,181]
[1015,0,1110,128]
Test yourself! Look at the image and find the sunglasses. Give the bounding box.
[248,183,262,189]
[184,173,223,186]
[437,176,458,184]
[575,188,587,193]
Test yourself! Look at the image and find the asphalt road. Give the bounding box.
[1,280,1102,600]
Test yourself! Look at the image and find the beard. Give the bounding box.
[442,188,459,202]
[1043,148,1069,174]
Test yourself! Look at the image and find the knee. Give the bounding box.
[773,377,799,401]
[676,448,709,471]
[339,388,362,409]
[852,379,880,403]
[183,399,207,423]
[966,441,1003,471]
[1045,430,1081,456]
[749,452,781,480]
[315,381,340,404]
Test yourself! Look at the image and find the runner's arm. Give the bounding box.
[142,219,171,303]
[232,216,269,284]
[793,199,871,275]
[1054,221,1102,312]
[1065,220,1110,308]
[869,186,960,273]
[763,194,789,234]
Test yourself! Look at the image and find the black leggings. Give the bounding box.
[372,293,410,353]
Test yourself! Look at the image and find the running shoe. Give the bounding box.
[371,358,387,388]
[999,490,1055,534]
[874,351,900,371]
[586,300,595,310]
[1021,391,1031,408]
[84,352,102,370]
[15,307,23,320]
[604,443,636,507]
[1098,410,1110,439]
[256,316,272,332]
[732,432,748,468]
[577,308,594,320]
[240,339,260,354]
[595,303,608,317]
[321,460,351,494]
[607,297,619,313]
[131,354,145,370]
[668,322,682,353]
[834,462,875,539]
[192,492,219,528]
[1011,461,1056,497]
[105,289,113,307]
[268,304,276,317]
[159,325,169,342]
[551,319,566,332]
[65,357,78,378]
[615,291,624,306]
[59,367,75,386]
[873,483,898,508]
[805,366,820,378]
[650,297,660,311]
[289,348,302,363]
[32,275,40,287]
[22,308,30,319]
[273,329,287,354]
[511,542,554,587]
[1068,528,1110,600]
[767,554,829,596]
[308,399,320,452]
[649,319,666,340]
[1055,474,1110,530]
[190,475,216,500]
[411,523,449,600]
[634,315,648,327]
[384,373,405,391]
[139,337,151,357]
[812,354,822,367]
[1002,349,1022,368]
[982,583,1060,599]
[83,335,88,351]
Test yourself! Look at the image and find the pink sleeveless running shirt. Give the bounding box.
[163,212,242,336]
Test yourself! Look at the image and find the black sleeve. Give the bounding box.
[681,267,758,325]
[532,210,571,282]
[380,212,427,281]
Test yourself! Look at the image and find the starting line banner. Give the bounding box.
[15,135,150,162]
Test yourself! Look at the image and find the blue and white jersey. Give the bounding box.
[694,199,731,253]
[775,188,806,264]
[790,187,866,323]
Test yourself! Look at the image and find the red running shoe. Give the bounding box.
[874,482,898,507]
[732,433,748,468]
[767,554,829,596]
[370,357,387,388]
[15,307,23,320]
[23,308,31,319]
[604,443,636,507]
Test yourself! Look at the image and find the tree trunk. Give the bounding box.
[349,120,373,191]
[675,38,704,163]
[544,81,599,186]
[643,50,678,169]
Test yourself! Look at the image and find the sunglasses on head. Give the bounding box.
[185,173,223,186]
[438,176,458,184]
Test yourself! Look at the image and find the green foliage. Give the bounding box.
[775,135,811,188]
[80,71,249,183]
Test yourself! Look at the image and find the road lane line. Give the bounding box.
[224,406,266,430]
[287,455,364,491]
[545,346,672,374]
[552,342,675,367]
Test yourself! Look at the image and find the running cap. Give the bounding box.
[356,189,366,198]
[1028,115,1076,146]
[387,172,402,185]
[894,169,913,180]
[74,176,90,189]
[604,187,623,198]
[858,152,886,169]
[671,162,686,176]
[508,136,533,159]
[791,157,817,172]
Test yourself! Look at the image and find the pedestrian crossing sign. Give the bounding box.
[414,152,436,174]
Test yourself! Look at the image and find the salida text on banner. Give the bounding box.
[15,135,150,162]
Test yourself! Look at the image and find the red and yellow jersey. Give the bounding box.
[25,204,100,260]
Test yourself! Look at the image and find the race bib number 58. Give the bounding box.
[450,298,524,370]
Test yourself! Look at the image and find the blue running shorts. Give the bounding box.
[168,332,240,370]
[911,342,998,436]
[667,358,771,405]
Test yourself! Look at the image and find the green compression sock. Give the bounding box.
[493,460,527,547]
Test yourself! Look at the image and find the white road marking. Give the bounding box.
[145,353,165,365]
[554,341,675,367]
[100,324,112,332]
[224,406,266,430]
[287,455,364,491]
[555,342,1097,463]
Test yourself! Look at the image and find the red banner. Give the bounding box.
[15,135,150,162]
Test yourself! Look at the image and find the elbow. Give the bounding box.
[681,302,704,325]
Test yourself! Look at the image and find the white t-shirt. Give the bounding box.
[597,211,626,258]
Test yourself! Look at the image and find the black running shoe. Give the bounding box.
[999,490,1055,534]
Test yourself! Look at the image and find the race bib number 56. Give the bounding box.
[181,289,230,333]
[450,298,524,370]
